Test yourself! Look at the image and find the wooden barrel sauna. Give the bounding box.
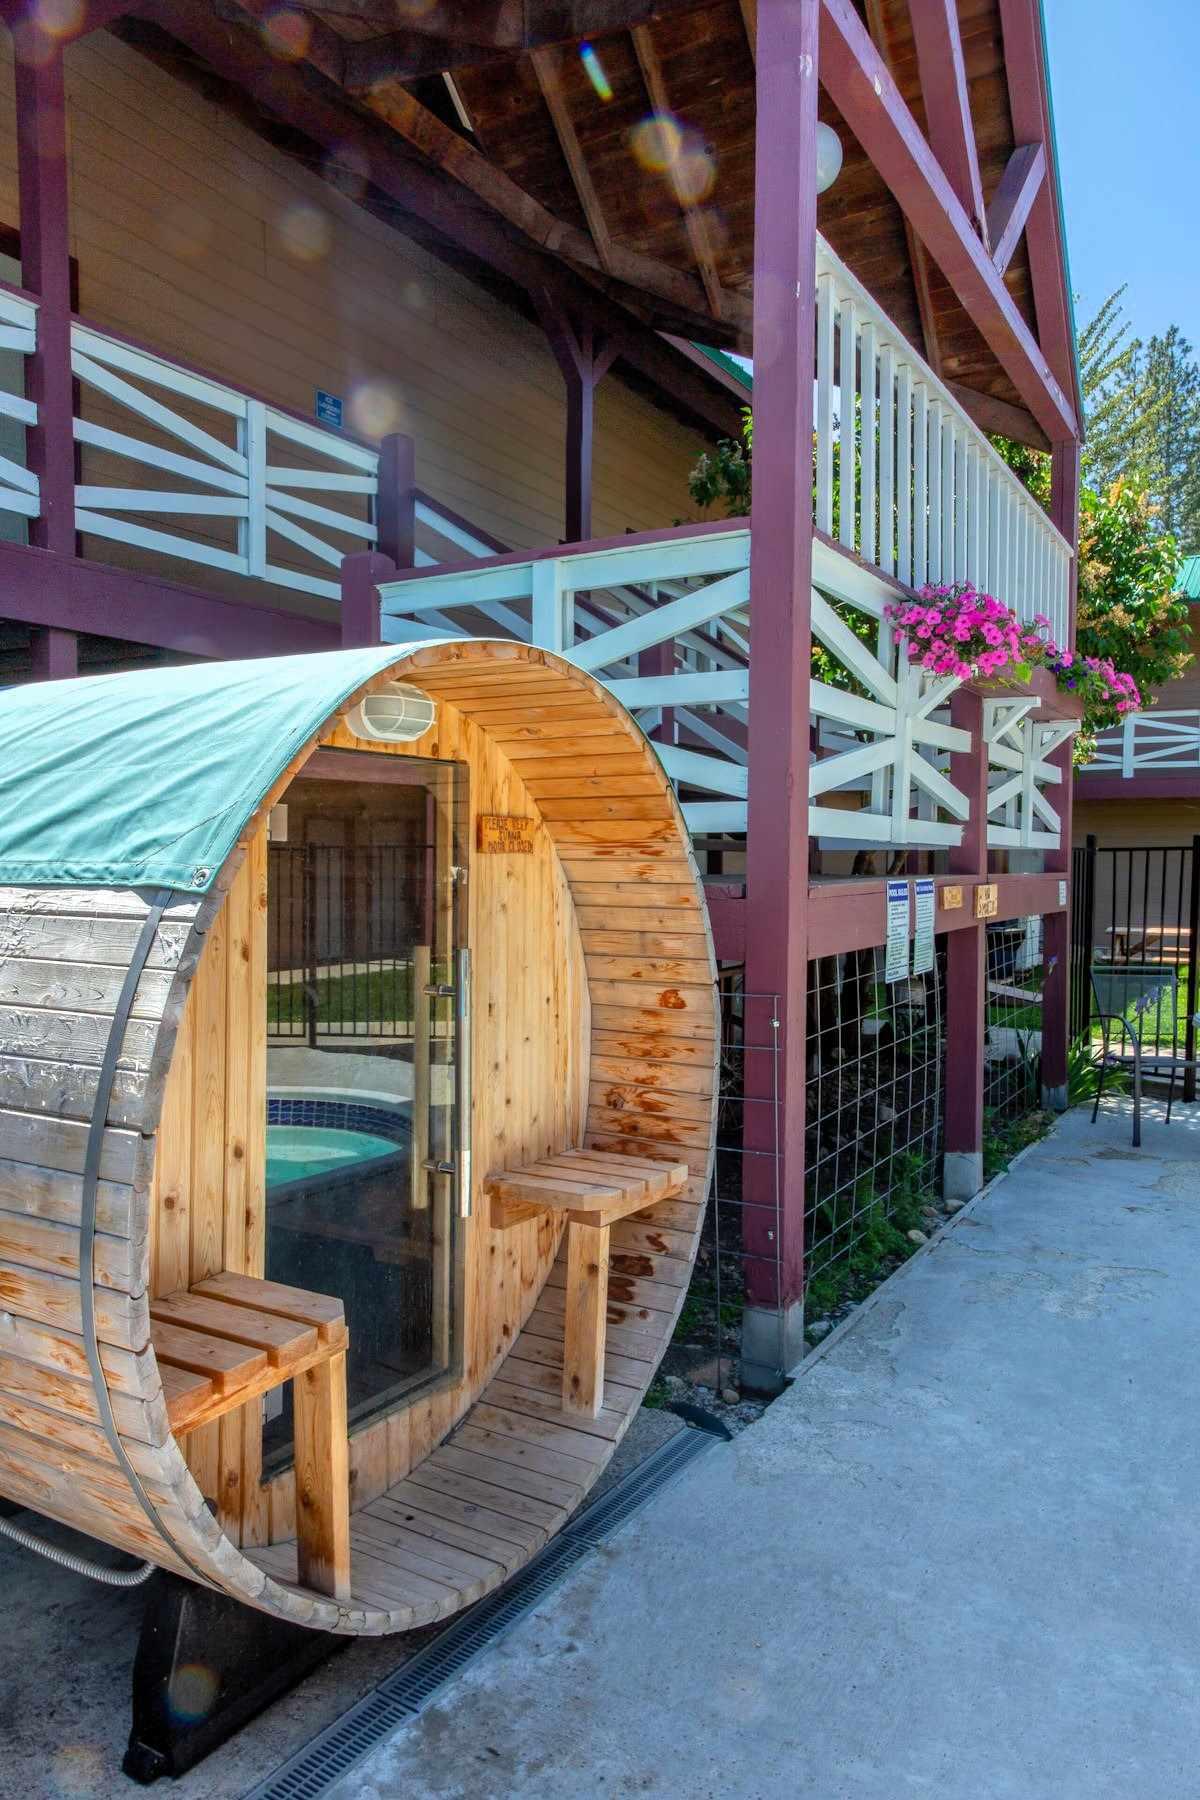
[0,640,718,1633]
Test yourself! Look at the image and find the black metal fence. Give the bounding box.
[267,842,433,1043]
[1071,835,1200,1099]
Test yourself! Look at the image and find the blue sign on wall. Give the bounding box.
[315,389,343,430]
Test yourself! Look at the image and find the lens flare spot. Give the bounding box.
[579,43,613,102]
[157,202,215,262]
[277,202,332,263]
[167,1662,219,1725]
[262,8,311,60]
[32,0,84,38]
[349,380,403,438]
[673,139,716,205]
[630,112,684,174]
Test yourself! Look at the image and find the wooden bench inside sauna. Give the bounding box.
[0,641,718,1633]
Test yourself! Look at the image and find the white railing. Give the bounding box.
[815,235,1073,650]
[0,285,383,599]
[70,326,379,600]
[0,288,40,524]
[381,523,1045,851]
[1085,710,1200,776]
[984,699,1076,849]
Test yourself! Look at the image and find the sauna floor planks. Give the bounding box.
[242,1243,657,1626]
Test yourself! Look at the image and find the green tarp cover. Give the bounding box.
[0,646,423,894]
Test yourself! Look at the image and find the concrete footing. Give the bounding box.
[1042,1081,1069,1114]
[943,1149,984,1205]
[740,1299,805,1394]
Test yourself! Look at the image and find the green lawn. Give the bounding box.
[1092,974,1200,1053]
[268,964,416,1029]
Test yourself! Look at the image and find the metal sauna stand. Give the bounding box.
[123,1573,349,1784]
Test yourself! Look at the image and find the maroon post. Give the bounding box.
[340,551,396,648]
[14,32,78,677]
[1040,436,1082,1108]
[943,687,989,1201]
[536,298,623,543]
[638,639,676,744]
[375,433,417,570]
[740,0,820,1391]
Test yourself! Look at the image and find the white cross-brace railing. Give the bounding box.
[815,234,1073,651]
[0,288,40,525]
[1084,710,1200,776]
[378,523,1011,850]
[69,324,380,601]
[983,699,1078,849]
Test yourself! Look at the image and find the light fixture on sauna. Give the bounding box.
[346,682,436,742]
[816,122,843,195]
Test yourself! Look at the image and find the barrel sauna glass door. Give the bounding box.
[262,752,467,1462]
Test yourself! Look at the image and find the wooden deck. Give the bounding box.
[247,1230,674,1620]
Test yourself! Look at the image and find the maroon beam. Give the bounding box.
[340,551,397,649]
[13,34,77,676]
[907,0,987,242]
[1040,436,1082,1107]
[0,539,338,659]
[942,688,989,1201]
[740,0,820,1389]
[375,433,417,570]
[536,299,624,543]
[818,0,1076,444]
[987,143,1047,278]
[995,0,1083,423]
[805,871,1067,960]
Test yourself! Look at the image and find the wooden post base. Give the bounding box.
[294,1349,351,1602]
[562,1220,608,1418]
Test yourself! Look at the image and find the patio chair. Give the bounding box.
[1089,964,1177,1148]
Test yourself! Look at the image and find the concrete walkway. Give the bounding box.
[336,1100,1200,1800]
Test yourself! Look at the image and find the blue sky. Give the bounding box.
[1044,0,1200,356]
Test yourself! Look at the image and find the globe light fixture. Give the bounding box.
[816,122,844,195]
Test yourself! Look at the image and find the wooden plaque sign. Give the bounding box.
[478,814,537,854]
[974,883,999,920]
[940,885,963,912]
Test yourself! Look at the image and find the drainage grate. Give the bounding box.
[243,1422,717,1800]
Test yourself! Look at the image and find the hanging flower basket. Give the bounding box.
[886,584,1138,732]
[966,664,1085,721]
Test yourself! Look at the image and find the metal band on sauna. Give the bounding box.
[78,889,206,1583]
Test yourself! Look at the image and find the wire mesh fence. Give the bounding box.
[682,951,947,1394]
[803,946,947,1313]
[983,915,1046,1126]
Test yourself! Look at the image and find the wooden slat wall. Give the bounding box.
[0,29,713,590]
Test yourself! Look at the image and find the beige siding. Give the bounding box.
[0,30,716,615]
[1073,796,1200,850]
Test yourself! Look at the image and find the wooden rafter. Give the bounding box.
[201,0,747,335]
[342,32,502,89]
[995,0,1080,419]
[819,0,1076,441]
[630,23,724,318]
[862,0,942,375]
[531,46,615,274]
[907,0,988,245]
[736,0,757,61]
[987,141,1046,277]
[303,0,714,46]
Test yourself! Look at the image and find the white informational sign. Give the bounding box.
[885,878,910,983]
[913,877,936,975]
[1059,879,1068,907]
